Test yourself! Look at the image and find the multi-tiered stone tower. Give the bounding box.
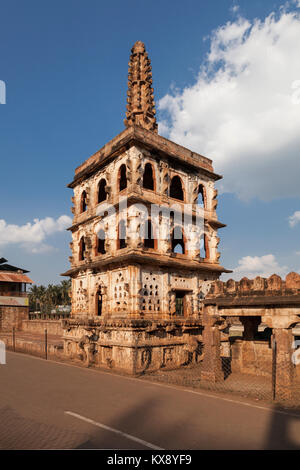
[62,41,229,373]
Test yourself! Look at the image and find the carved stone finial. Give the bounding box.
[124,41,158,133]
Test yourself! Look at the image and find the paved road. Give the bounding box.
[1,351,300,450]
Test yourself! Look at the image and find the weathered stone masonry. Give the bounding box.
[61,41,229,373]
[202,273,300,401]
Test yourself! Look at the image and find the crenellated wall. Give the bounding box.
[208,272,300,298]
[202,272,300,401]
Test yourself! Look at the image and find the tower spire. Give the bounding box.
[124,41,158,133]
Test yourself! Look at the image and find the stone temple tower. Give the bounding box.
[62,41,229,373]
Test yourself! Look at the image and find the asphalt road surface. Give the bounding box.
[0,351,300,450]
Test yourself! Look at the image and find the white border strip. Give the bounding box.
[65,411,164,450]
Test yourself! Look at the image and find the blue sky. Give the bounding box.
[0,0,300,284]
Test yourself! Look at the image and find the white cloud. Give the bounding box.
[158,6,300,200]
[231,5,240,14]
[0,215,72,253]
[224,254,289,279]
[289,210,300,227]
[23,243,58,254]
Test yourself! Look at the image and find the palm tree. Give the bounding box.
[60,280,71,305]
[29,285,40,311]
[29,280,71,314]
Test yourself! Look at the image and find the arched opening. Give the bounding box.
[197,184,205,208]
[80,191,88,213]
[200,233,209,259]
[98,179,107,204]
[143,163,154,190]
[170,176,184,201]
[143,219,155,249]
[118,219,127,249]
[79,237,86,261]
[171,226,185,254]
[119,164,127,191]
[96,229,106,254]
[96,287,103,316]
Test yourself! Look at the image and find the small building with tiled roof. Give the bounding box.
[0,258,33,331]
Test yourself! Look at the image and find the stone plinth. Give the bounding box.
[63,317,203,374]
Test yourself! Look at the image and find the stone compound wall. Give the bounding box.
[0,306,28,331]
[21,320,64,336]
[203,272,300,401]
[231,340,272,377]
[0,333,64,360]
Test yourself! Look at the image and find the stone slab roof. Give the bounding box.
[68,126,222,188]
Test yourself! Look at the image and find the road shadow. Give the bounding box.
[264,405,300,450]
[74,396,192,450]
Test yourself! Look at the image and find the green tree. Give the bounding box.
[29,279,71,313]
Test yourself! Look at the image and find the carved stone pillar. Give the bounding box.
[210,233,220,263]
[160,162,169,196]
[128,265,141,317]
[186,225,201,259]
[127,214,139,249]
[185,294,193,317]
[159,218,171,254]
[169,291,176,317]
[201,307,224,382]
[102,287,108,316]
[273,328,294,401]
[106,271,113,316]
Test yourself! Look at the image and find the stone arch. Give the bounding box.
[118,164,127,192]
[171,226,186,254]
[143,162,155,191]
[79,236,86,261]
[170,175,184,201]
[200,232,210,260]
[197,184,206,208]
[80,190,88,213]
[96,229,106,255]
[97,178,107,204]
[95,284,105,316]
